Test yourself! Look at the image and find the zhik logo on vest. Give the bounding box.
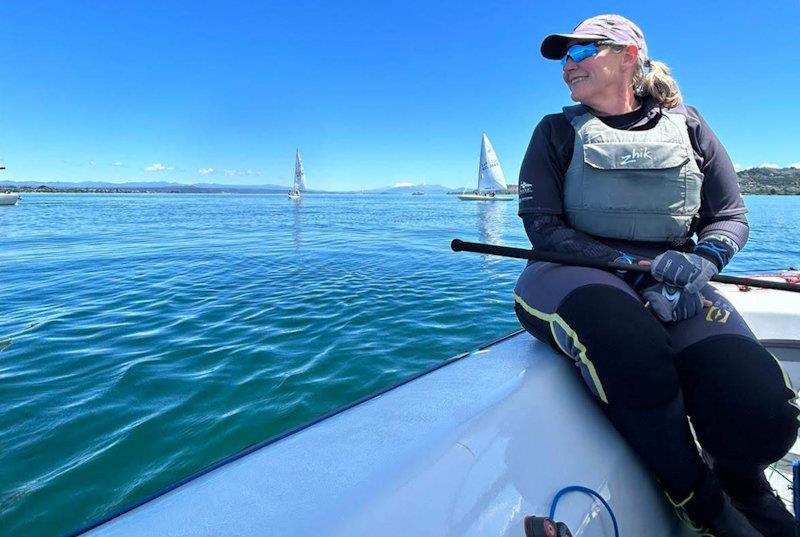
[619,147,654,166]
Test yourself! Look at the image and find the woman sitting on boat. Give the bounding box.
[513,14,798,537]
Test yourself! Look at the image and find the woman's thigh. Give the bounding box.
[513,261,640,349]
[514,262,677,407]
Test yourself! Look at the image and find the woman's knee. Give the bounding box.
[677,335,800,464]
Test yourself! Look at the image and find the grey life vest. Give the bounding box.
[562,105,704,242]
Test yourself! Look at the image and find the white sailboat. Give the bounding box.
[288,150,307,199]
[457,133,514,201]
[0,193,20,205]
[0,165,19,205]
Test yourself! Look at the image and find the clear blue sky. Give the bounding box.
[1,0,798,190]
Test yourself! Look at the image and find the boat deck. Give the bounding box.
[72,283,800,537]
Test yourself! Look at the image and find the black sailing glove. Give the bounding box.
[650,250,718,295]
[641,282,705,322]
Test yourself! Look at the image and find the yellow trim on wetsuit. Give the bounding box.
[664,490,694,508]
[664,490,715,537]
[513,291,609,404]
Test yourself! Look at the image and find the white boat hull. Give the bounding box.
[457,193,514,201]
[0,193,20,205]
[72,281,800,537]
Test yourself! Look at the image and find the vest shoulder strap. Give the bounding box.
[664,103,689,117]
[562,104,590,124]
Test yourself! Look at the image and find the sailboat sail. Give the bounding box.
[456,133,513,201]
[477,134,507,192]
[294,150,307,192]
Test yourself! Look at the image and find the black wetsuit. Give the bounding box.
[513,100,799,528]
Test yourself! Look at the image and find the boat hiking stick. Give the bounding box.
[451,239,800,293]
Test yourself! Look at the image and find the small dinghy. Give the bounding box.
[69,274,800,537]
[288,150,306,200]
[457,134,514,201]
[0,193,20,205]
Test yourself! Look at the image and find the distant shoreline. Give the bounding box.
[0,186,288,195]
[0,187,455,195]
[1,165,799,195]
[3,188,281,194]
[0,184,458,195]
[2,189,797,196]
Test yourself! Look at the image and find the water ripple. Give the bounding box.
[0,193,797,535]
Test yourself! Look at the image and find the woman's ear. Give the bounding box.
[623,45,640,66]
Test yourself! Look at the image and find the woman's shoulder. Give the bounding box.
[537,112,572,128]
[533,112,574,141]
[664,102,705,125]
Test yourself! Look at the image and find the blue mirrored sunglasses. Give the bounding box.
[561,43,600,67]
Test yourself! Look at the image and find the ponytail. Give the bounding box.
[634,59,682,108]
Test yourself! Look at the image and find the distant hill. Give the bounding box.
[191,182,289,192]
[0,179,457,194]
[1,169,796,195]
[737,167,800,195]
[0,180,291,193]
[371,183,454,194]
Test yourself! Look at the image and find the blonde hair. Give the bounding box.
[603,43,683,108]
[633,59,683,108]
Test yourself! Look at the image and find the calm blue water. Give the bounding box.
[0,193,797,536]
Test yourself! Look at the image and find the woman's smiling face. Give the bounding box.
[562,45,632,112]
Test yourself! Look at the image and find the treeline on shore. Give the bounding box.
[0,185,286,194]
[736,167,800,195]
[2,167,799,195]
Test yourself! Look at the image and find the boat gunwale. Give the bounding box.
[65,328,526,536]
[763,339,800,355]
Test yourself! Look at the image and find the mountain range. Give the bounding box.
[3,167,798,194]
[0,180,458,194]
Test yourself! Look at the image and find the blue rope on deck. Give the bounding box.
[550,485,619,537]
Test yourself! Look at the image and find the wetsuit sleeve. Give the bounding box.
[693,213,749,270]
[517,115,623,262]
[522,213,622,262]
[683,106,747,218]
[678,105,749,270]
[517,114,573,215]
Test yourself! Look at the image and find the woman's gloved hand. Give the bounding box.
[649,251,719,294]
[612,252,650,288]
[641,282,709,322]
